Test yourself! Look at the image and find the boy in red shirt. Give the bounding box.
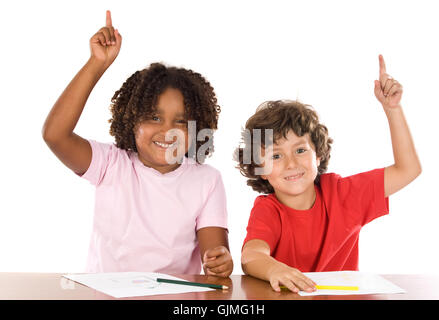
[236,55,421,293]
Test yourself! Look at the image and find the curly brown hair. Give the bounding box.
[109,62,220,163]
[235,100,333,194]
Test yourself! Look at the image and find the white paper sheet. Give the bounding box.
[62,272,214,298]
[298,271,406,296]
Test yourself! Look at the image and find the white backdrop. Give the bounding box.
[1,0,438,274]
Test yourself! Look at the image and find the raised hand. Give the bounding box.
[374,55,403,109]
[89,10,122,69]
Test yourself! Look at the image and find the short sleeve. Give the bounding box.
[195,170,228,231]
[335,168,389,226]
[242,198,281,255]
[79,139,117,186]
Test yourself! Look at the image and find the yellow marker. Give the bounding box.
[315,285,359,291]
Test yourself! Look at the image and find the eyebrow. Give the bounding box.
[153,110,186,118]
[273,139,308,150]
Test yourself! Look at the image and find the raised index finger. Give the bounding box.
[379,54,386,75]
[106,10,112,27]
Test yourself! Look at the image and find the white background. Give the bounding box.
[1,0,438,275]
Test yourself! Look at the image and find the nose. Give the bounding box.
[158,120,175,135]
[160,121,184,143]
[285,154,299,170]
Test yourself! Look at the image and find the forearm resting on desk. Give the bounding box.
[241,240,279,281]
[241,239,316,293]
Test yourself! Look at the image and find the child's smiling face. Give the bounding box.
[261,130,321,209]
[134,87,190,174]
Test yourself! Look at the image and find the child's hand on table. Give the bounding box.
[268,263,316,293]
[203,246,233,278]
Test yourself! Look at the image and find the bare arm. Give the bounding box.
[374,55,422,197]
[383,107,421,196]
[197,227,233,277]
[241,239,279,280]
[42,11,122,175]
[241,239,315,292]
[42,59,105,175]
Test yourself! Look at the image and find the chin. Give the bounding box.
[155,157,174,166]
[278,182,311,196]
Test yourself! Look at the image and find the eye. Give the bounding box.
[271,154,281,160]
[176,119,188,125]
[151,115,160,122]
[296,148,307,154]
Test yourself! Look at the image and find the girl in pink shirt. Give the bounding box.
[42,11,233,276]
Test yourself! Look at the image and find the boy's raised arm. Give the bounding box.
[373,55,422,197]
[42,11,122,175]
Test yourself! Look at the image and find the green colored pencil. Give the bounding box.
[156,278,228,290]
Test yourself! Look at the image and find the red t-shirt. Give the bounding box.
[243,168,389,272]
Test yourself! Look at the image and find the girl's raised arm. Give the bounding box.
[42,10,122,175]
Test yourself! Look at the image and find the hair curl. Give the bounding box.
[235,100,333,194]
[109,62,220,163]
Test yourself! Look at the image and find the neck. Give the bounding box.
[153,163,181,174]
[138,156,183,174]
[274,184,317,210]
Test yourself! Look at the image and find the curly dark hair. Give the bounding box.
[235,100,333,194]
[109,62,221,163]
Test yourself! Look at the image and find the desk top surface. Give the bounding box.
[1,273,438,300]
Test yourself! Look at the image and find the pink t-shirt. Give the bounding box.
[80,140,228,274]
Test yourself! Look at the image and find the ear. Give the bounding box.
[261,175,267,180]
[316,156,321,167]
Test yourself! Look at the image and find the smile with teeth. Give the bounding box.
[284,172,304,181]
[154,141,177,148]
